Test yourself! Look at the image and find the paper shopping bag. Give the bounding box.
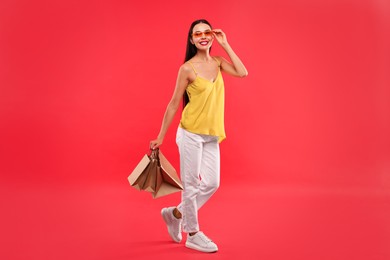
[152,151,183,198]
[141,150,162,193]
[127,153,150,191]
[128,148,183,198]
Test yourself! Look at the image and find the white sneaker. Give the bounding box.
[185,231,218,253]
[161,207,182,243]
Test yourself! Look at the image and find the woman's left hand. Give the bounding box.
[212,29,228,46]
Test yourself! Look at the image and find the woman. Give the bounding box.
[150,19,248,253]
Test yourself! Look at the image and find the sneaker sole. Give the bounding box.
[185,241,218,253]
[161,208,182,243]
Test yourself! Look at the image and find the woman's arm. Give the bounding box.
[150,64,191,149]
[212,29,248,77]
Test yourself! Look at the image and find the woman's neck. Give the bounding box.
[194,51,212,62]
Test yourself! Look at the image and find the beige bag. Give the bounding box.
[128,149,183,198]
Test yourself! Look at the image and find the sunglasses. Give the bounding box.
[192,30,213,38]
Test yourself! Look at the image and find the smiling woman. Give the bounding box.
[150,18,248,253]
[1,0,389,259]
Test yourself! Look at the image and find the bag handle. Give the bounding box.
[149,148,159,160]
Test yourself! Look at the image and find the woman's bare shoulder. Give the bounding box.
[180,62,193,72]
[178,62,196,83]
[212,56,223,66]
[177,62,194,78]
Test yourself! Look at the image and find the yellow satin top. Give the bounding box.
[180,58,226,143]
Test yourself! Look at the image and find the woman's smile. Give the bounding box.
[199,40,209,46]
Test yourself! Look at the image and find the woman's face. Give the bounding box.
[191,23,214,50]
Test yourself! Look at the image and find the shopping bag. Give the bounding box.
[152,151,183,198]
[128,148,183,198]
[129,149,158,192]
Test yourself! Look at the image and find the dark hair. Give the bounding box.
[183,19,212,108]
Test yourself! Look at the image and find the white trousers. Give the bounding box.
[176,127,220,233]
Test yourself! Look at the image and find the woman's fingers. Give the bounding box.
[150,140,162,150]
[212,29,227,45]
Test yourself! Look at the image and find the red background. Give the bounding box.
[1,0,389,259]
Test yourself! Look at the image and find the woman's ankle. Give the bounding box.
[173,208,182,219]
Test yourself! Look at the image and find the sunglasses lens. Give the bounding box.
[193,31,213,38]
[193,32,203,37]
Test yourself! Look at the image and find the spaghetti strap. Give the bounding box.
[212,57,221,67]
[187,61,198,75]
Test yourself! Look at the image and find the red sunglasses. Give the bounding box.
[192,30,213,38]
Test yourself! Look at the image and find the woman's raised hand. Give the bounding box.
[212,29,228,46]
